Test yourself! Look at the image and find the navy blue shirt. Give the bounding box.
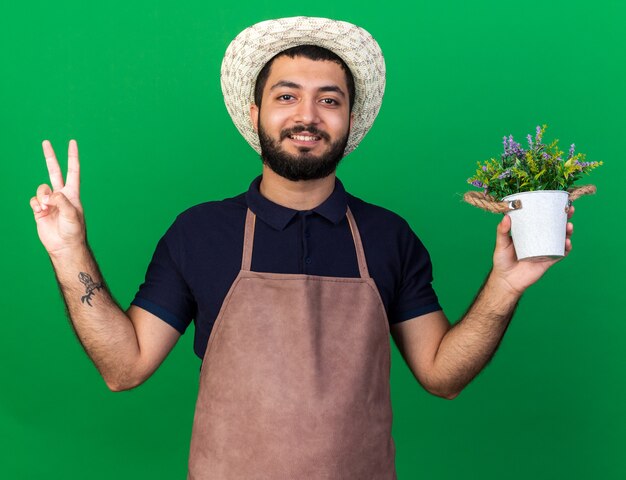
[132,176,441,360]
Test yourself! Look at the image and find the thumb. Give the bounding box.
[46,191,81,222]
[495,214,513,251]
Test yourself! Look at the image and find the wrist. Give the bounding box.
[484,271,524,302]
[48,241,91,265]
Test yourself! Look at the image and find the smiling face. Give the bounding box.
[250,55,353,181]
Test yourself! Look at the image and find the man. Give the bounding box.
[30,17,573,479]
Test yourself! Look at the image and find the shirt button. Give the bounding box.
[305,257,312,264]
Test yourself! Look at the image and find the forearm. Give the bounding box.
[50,243,141,391]
[431,273,520,398]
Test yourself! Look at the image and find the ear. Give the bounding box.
[250,104,259,132]
[349,112,354,131]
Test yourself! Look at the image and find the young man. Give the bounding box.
[30,17,573,479]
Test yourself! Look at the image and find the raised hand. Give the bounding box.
[30,140,85,256]
[490,207,575,295]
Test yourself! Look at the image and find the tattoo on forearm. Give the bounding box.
[78,272,103,307]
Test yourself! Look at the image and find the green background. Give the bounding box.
[2,0,624,478]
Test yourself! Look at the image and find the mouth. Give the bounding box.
[281,126,330,147]
[288,133,321,144]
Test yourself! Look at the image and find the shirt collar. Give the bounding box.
[245,175,348,231]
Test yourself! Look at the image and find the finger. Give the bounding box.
[495,215,513,250]
[30,196,43,215]
[567,205,575,220]
[66,139,80,192]
[564,238,573,256]
[31,196,51,220]
[42,140,64,191]
[498,214,511,232]
[46,191,79,220]
[566,222,574,238]
[36,184,53,210]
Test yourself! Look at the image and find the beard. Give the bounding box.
[258,123,349,181]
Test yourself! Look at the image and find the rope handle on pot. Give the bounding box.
[463,185,597,213]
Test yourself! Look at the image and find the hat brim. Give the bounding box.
[220,16,386,157]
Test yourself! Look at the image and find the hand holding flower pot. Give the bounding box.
[489,209,574,296]
[465,125,602,261]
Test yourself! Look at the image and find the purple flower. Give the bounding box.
[534,126,545,148]
[527,134,533,148]
[502,134,525,158]
[469,179,485,188]
[568,143,576,159]
[542,152,550,160]
[482,165,488,171]
[498,169,511,179]
[574,160,594,168]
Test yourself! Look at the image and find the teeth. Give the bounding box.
[291,135,319,141]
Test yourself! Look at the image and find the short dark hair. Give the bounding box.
[254,45,356,112]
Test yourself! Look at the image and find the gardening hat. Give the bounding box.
[221,16,386,157]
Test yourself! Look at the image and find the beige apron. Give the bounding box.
[188,208,396,479]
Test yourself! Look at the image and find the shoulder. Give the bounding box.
[161,192,248,259]
[347,193,415,237]
[173,192,248,230]
[346,192,431,263]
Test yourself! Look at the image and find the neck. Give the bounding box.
[259,166,336,211]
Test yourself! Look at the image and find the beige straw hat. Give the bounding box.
[221,16,386,157]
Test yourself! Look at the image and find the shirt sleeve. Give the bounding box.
[389,224,442,323]
[131,222,196,334]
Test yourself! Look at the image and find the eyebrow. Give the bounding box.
[269,81,346,98]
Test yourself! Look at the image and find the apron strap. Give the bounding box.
[241,207,370,279]
[241,208,256,271]
[346,207,370,279]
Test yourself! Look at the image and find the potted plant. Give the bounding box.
[464,125,602,261]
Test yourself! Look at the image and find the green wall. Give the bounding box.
[2,1,624,478]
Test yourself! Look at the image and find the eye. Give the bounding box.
[278,94,294,101]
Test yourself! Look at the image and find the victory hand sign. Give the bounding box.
[29,140,180,391]
[30,140,85,256]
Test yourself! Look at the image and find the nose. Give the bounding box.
[293,98,321,125]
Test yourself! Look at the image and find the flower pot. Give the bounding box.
[501,190,569,262]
